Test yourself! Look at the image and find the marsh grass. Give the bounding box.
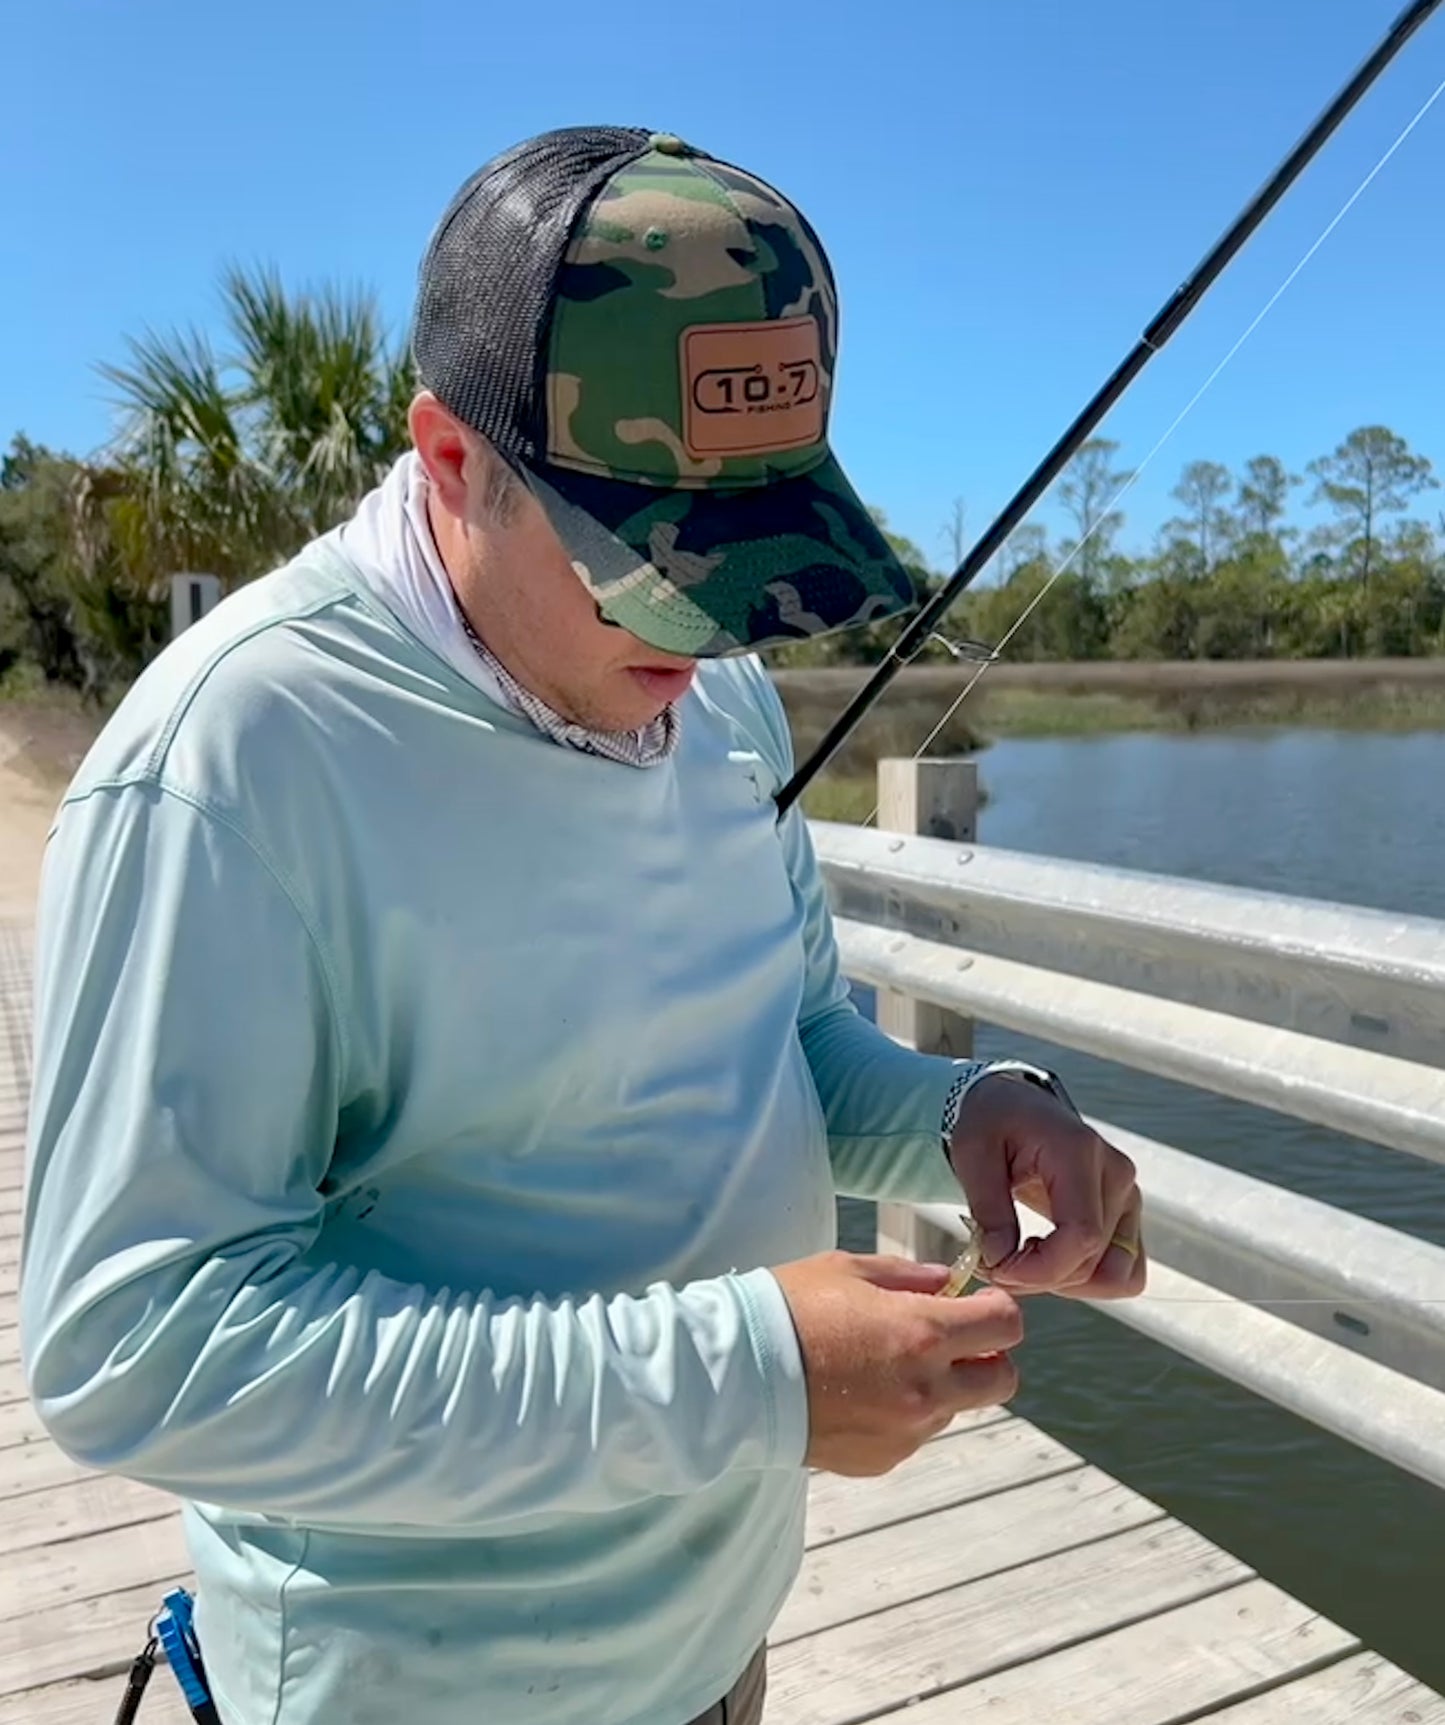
[770,658,1445,819]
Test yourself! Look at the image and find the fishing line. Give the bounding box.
[996,1281,1445,1307]
[950,1219,1445,1308]
[1130,1296,1445,1305]
[851,66,1445,832]
[1016,1290,1445,1309]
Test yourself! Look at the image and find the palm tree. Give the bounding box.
[223,264,415,537]
[97,262,415,588]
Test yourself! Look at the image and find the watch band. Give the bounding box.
[940,1060,1079,1157]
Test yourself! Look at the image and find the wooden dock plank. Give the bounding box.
[0,1572,191,1699]
[0,1673,194,1725]
[4,1514,189,1619]
[0,1392,46,1448]
[0,1376,34,1415]
[775,1465,1163,1645]
[804,1415,1080,1548]
[0,1472,177,1557]
[762,1520,1249,1725]
[1195,1650,1445,1723]
[0,1425,90,1495]
[868,1581,1355,1725]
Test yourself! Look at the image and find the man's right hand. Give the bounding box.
[771,1252,1023,1478]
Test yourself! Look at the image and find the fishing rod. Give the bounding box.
[776,0,1445,817]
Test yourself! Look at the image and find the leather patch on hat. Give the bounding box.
[681,317,824,459]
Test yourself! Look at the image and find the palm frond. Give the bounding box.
[82,261,416,586]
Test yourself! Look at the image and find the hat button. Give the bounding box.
[649,132,694,157]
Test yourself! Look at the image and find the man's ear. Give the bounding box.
[409,392,473,519]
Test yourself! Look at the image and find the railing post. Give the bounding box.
[874,757,979,1266]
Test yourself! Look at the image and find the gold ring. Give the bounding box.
[1109,1231,1140,1260]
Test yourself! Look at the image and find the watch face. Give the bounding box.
[996,1063,1081,1118]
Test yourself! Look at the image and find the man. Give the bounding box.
[21,126,1144,1725]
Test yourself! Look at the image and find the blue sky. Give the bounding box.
[4,0,1442,574]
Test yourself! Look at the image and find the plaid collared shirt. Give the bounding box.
[458,613,680,768]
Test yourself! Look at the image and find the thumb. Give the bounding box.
[851,1254,953,1295]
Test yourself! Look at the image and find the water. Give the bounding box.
[837,729,1445,1690]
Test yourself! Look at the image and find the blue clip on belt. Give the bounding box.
[153,1588,222,1725]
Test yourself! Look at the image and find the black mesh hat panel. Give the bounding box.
[411,126,652,466]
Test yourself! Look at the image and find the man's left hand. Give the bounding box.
[949,1074,1146,1300]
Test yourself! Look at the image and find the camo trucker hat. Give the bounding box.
[411,125,919,658]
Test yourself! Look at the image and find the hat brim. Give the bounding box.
[523,452,919,659]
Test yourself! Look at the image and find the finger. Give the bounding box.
[1048,1152,1138,1286]
[1099,1140,1139,1240]
[941,1350,1020,1412]
[1072,1190,1149,1300]
[926,1285,1024,1358]
[951,1135,1022,1272]
[851,1254,955,1296]
[995,1131,1109,1289]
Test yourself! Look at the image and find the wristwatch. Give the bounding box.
[940,1059,1080,1159]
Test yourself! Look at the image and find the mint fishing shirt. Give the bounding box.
[20,541,972,1725]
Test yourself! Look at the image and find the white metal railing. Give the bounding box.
[816,814,1445,1074]
[810,759,1445,1492]
[833,912,1445,1167]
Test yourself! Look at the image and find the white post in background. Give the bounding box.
[169,574,223,638]
[874,757,978,1265]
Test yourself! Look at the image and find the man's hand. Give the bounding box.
[772,1251,1022,1477]
[950,1074,1146,1300]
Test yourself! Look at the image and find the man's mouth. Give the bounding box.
[628,664,697,703]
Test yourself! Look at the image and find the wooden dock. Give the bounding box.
[2,916,1442,1725]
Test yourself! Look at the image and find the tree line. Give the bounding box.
[777,429,1444,670]
[3,265,1441,700]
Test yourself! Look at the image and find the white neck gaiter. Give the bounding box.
[335,453,678,767]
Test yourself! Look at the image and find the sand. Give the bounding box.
[0,703,98,916]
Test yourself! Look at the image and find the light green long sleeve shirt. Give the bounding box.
[21,538,972,1725]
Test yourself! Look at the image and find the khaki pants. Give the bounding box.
[686,1646,766,1725]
